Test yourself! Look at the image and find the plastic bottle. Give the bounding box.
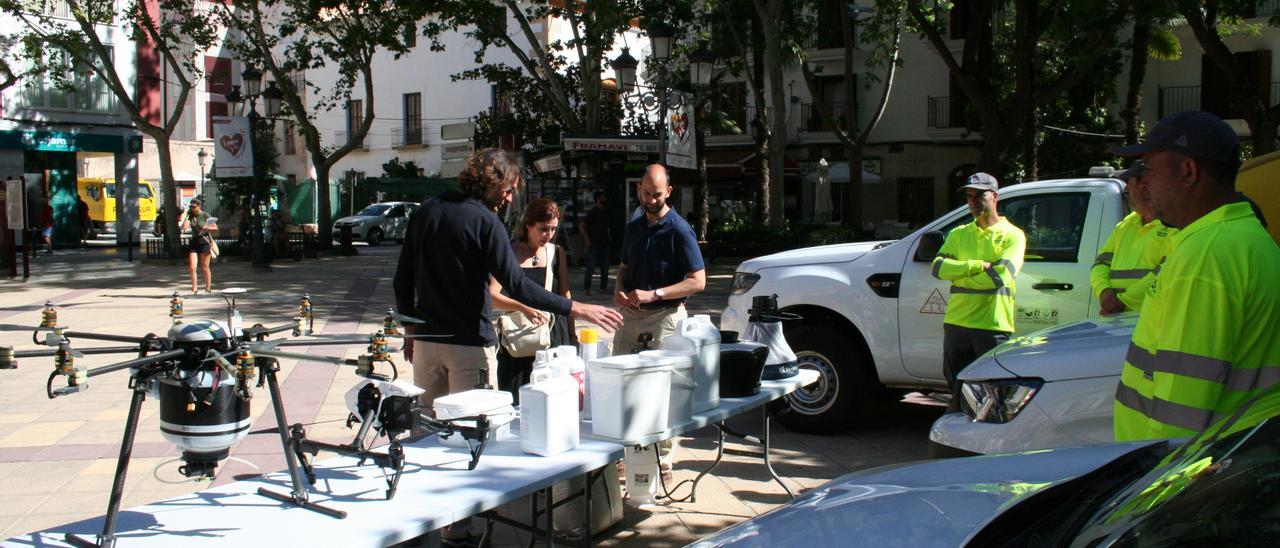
[623,444,660,506]
[579,329,599,419]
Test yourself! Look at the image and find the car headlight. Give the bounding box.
[960,378,1043,423]
[731,272,761,294]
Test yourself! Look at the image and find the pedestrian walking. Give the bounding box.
[490,197,576,400]
[612,164,707,353]
[179,198,218,295]
[581,191,611,294]
[76,196,92,246]
[1091,161,1177,316]
[931,172,1027,412]
[1111,111,1280,442]
[392,148,621,548]
[38,198,54,255]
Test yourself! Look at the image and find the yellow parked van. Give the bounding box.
[1238,151,1279,245]
[76,178,159,236]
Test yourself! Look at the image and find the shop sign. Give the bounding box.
[441,141,473,160]
[5,180,23,230]
[563,137,658,153]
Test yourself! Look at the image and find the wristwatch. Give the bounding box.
[654,288,665,300]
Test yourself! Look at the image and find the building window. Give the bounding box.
[897,177,935,227]
[346,99,363,147]
[404,24,417,48]
[286,174,297,185]
[206,56,232,138]
[1201,50,1272,120]
[23,48,116,113]
[403,92,422,145]
[284,120,296,155]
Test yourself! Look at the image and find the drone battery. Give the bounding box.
[158,367,251,476]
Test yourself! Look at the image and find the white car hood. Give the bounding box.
[739,240,891,271]
[986,314,1137,381]
[336,215,377,224]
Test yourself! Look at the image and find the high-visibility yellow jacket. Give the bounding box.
[931,217,1026,333]
[1114,202,1280,441]
[1091,212,1177,312]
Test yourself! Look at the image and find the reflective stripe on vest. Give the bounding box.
[1115,382,1216,432]
[950,286,1012,296]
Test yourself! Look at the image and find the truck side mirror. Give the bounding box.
[914,231,945,262]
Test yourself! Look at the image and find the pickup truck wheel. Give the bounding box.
[771,324,871,434]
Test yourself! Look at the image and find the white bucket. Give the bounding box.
[433,389,515,448]
[661,314,720,413]
[639,349,696,428]
[588,355,672,441]
[519,375,580,456]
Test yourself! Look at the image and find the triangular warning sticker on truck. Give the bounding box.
[920,288,948,314]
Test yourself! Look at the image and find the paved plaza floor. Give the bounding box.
[0,242,943,546]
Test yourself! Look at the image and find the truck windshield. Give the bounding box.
[103,184,154,199]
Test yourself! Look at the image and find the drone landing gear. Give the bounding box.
[66,364,163,548]
[255,361,347,519]
[290,413,409,500]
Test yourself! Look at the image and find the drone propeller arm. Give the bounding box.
[270,338,372,348]
[251,348,358,368]
[62,331,151,345]
[16,345,147,358]
[86,349,187,377]
[243,323,298,339]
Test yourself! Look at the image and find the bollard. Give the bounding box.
[128,230,133,262]
[339,225,357,256]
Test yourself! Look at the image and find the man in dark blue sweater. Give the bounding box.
[394,148,622,410]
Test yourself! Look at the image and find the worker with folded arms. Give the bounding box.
[931,172,1027,411]
[1091,161,1177,316]
[1111,111,1280,441]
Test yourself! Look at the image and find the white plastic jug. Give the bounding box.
[623,444,660,506]
[661,314,720,412]
[639,349,696,428]
[519,374,580,457]
[587,354,673,441]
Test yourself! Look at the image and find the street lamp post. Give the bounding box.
[196,148,207,200]
[226,65,284,270]
[610,22,716,167]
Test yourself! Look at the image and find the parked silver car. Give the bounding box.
[928,314,1135,455]
[696,382,1280,546]
[332,201,417,246]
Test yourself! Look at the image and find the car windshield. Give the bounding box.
[1069,387,1280,545]
[357,204,391,217]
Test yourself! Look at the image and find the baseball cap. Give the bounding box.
[1112,111,1240,163]
[961,172,999,193]
[1115,160,1145,181]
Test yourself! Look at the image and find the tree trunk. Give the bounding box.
[1250,114,1279,155]
[316,163,333,247]
[841,5,861,230]
[751,13,771,226]
[1123,18,1151,146]
[762,10,789,229]
[694,100,710,241]
[153,133,183,258]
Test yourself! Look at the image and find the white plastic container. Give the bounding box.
[661,314,721,413]
[639,349,696,428]
[433,389,516,448]
[552,345,587,411]
[519,374,580,456]
[588,355,673,441]
[623,444,660,506]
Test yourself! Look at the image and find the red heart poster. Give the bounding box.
[211,116,255,178]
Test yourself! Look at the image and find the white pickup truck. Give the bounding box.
[720,178,1128,433]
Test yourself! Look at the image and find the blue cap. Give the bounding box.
[1115,160,1145,181]
[1112,111,1240,163]
[961,172,999,193]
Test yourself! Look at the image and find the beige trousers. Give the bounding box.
[412,340,498,412]
[611,305,687,354]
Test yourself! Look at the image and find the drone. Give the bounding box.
[0,290,498,548]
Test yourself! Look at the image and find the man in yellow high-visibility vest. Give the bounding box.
[1112,111,1280,441]
[1092,161,1177,316]
[932,173,1027,411]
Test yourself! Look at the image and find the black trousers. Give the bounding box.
[943,324,1010,412]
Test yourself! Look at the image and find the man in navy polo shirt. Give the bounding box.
[613,164,706,353]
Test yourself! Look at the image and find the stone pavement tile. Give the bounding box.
[0,420,82,448]
[0,511,83,541]
[0,413,42,425]
[3,460,86,496]
[0,494,51,517]
[597,508,696,547]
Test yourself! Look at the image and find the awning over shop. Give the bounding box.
[690,147,803,183]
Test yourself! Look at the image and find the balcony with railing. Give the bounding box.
[1158,83,1280,119]
[392,122,424,148]
[800,102,849,133]
[335,130,368,150]
[927,96,967,129]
